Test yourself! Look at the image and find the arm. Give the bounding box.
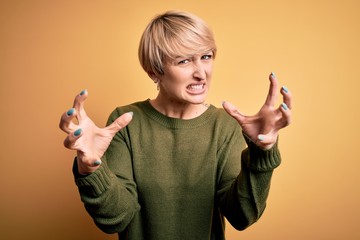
[217,132,281,230]
[73,122,140,233]
[59,90,140,233]
[219,72,292,229]
[73,163,140,233]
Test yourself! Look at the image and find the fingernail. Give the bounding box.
[93,160,101,166]
[66,108,75,116]
[281,103,288,110]
[221,101,226,106]
[282,86,289,93]
[271,72,276,78]
[74,128,82,137]
[258,135,265,141]
[80,89,87,96]
[128,111,134,116]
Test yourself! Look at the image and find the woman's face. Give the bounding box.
[157,51,214,106]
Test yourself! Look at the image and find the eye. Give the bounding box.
[177,59,190,65]
[201,54,213,60]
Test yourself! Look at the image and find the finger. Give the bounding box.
[281,85,293,110]
[279,103,292,127]
[76,152,102,168]
[76,156,102,174]
[63,128,82,150]
[222,101,245,123]
[105,112,134,134]
[59,108,77,133]
[73,89,88,121]
[265,72,279,106]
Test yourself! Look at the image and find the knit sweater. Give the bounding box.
[73,99,281,240]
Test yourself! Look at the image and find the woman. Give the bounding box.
[59,10,292,240]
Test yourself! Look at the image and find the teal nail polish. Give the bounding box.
[128,111,134,116]
[281,103,288,110]
[282,86,289,93]
[258,135,265,141]
[271,72,276,78]
[80,89,87,96]
[66,108,75,116]
[94,160,101,166]
[74,128,82,137]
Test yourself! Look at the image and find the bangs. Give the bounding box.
[160,25,216,60]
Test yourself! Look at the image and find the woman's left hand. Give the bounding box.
[222,72,292,149]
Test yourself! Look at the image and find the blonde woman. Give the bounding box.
[60,10,292,240]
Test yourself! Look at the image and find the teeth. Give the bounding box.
[188,84,203,90]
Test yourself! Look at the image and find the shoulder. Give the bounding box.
[210,106,239,128]
[206,106,243,141]
[107,100,148,124]
[208,106,245,149]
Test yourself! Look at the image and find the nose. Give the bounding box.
[193,62,206,80]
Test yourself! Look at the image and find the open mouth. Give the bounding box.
[187,83,205,91]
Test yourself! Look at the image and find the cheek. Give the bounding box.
[168,70,192,84]
[206,69,213,80]
[160,73,187,91]
[205,63,214,75]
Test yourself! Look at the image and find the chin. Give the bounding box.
[188,96,207,105]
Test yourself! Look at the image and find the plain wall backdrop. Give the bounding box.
[1,0,359,239]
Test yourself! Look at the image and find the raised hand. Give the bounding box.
[222,73,292,149]
[59,90,133,175]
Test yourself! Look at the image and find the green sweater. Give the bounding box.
[73,100,281,240]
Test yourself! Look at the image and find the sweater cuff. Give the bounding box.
[72,158,113,197]
[242,133,282,172]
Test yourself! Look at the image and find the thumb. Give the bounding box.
[257,132,278,150]
[222,101,245,123]
[106,112,133,133]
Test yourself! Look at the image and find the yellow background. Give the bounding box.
[1,0,359,239]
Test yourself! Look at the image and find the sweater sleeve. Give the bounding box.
[216,131,281,231]
[72,109,140,234]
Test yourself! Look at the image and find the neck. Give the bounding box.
[150,98,209,119]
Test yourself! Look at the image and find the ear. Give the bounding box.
[147,71,158,82]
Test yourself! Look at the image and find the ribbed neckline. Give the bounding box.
[140,99,217,129]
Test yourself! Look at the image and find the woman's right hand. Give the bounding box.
[59,90,133,175]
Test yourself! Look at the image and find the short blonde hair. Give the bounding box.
[138,10,217,75]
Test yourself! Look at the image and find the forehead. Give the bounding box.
[169,48,215,59]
